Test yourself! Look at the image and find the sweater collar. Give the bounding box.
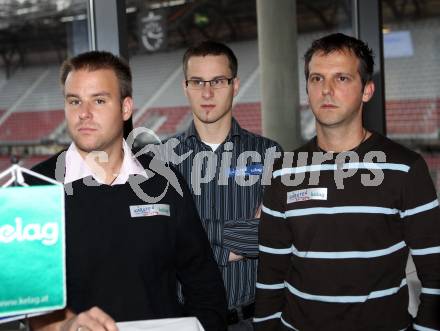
[64,140,147,185]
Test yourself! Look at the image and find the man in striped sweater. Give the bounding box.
[254,33,440,330]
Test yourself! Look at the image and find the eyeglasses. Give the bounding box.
[185,77,235,90]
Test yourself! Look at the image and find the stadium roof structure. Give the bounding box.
[2,0,440,72]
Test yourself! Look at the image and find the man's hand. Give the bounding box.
[30,307,117,331]
[62,307,117,331]
[255,204,262,219]
[228,251,244,262]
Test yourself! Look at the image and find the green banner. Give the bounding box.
[0,184,66,317]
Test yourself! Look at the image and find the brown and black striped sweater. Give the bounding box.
[254,132,440,331]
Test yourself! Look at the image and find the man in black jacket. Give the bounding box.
[29,51,227,331]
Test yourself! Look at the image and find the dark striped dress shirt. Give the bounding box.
[162,118,282,308]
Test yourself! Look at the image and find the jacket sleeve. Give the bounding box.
[402,156,440,330]
[254,159,292,331]
[221,143,284,259]
[175,174,228,331]
[223,218,259,257]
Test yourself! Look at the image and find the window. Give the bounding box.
[0,0,90,171]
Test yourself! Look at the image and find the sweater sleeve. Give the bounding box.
[175,175,228,331]
[254,162,292,330]
[402,156,440,330]
[198,218,231,267]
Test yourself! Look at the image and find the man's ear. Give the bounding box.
[233,77,240,97]
[362,81,375,102]
[182,79,188,97]
[122,97,133,121]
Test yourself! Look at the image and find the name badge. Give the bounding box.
[228,164,264,177]
[129,204,171,218]
[287,188,327,204]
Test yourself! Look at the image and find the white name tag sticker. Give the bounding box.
[129,204,171,218]
[287,188,328,204]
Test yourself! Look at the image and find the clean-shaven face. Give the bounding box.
[307,50,374,131]
[64,69,132,157]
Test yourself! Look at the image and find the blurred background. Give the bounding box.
[0,0,438,327]
[0,1,439,195]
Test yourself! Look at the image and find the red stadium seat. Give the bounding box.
[0,110,64,142]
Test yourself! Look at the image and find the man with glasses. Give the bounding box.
[164,41,282,330]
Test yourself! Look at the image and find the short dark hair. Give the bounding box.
[304,33,374,88]
[60,51,132,100]
[182,40,238,78]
